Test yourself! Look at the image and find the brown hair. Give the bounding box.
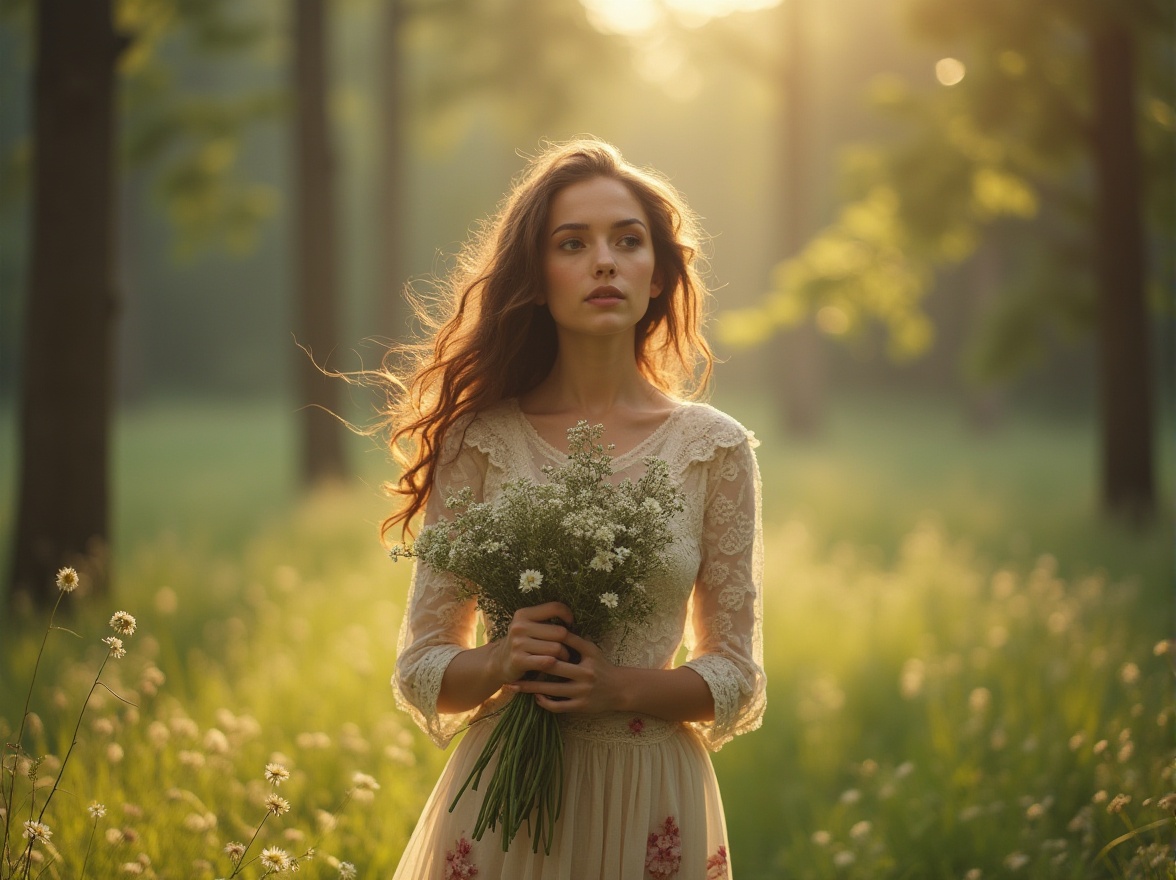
[379,137,714,539]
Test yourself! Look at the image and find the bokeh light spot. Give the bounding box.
[935,57,966,87]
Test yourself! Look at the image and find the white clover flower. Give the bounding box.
[260,848,290,872]
[518,570,543,593]
[109,611,137,636]
[599,592,619,609]
[56,567,79,592]
[103,636,126,659]
[265,762,291,786]
[22,820,51,842]
[264,794,291,816]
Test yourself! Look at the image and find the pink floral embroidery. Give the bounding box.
[645,816,682,878]
[444,837,478,879]
[628,717,646,735]
[706,845,729,879]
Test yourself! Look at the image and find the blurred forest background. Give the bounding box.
[0,0,1174,877]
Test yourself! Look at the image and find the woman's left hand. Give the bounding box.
[505,631,624,715]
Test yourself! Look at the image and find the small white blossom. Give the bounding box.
[599,592,619,609]
[22,820,51,842]
[88,802,107,819]
[103,636,126,659]
[265,763,291,786]
[519,570,543,593]
[56,567,80,592]
[109,611,137,636]
[260,847,290,872]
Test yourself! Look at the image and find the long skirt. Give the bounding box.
[391,710,731,879]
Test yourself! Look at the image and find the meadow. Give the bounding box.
[0,394,1172,878]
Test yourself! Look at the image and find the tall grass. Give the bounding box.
[0,396,1171,877]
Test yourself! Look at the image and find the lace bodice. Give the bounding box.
[392,399,765,752]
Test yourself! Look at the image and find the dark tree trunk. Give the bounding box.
[1089,22,1154,521]
[9,0,124,609]
[768,0,825,438]
[294,0,347,485]
[375,0,410,345]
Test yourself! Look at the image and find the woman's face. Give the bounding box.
[540,176,662,343]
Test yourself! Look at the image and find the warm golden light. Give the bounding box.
[935,57,966,86]
[583,0,781,34]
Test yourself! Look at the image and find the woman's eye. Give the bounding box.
[558,238,585,251]
[618,234,642,248]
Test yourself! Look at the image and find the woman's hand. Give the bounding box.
[492,601,575,685]
[506,631,624,715]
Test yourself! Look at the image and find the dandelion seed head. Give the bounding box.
[260,847,290,871]
[264,794,291,816]
[103,636,127,659]
[56,567,80,592]
[109,611,137,636]
[265,762,291,786]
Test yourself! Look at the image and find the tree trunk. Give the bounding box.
[8,0,124,609]
[375,0,410,346]
[1089,22,1154,521]
[294,0,347,485]
[768,0,825,438]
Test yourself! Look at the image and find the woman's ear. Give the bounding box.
[650,270,665,299]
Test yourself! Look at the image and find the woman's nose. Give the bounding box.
[594,251,617,277]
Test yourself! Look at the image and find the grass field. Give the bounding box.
[0,394,1172,878]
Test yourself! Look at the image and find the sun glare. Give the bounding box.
[935,57,966,87]
[583,0,781,34]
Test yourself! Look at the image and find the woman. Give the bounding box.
[384,138,764,879]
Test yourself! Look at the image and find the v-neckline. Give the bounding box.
[509,398,688,469]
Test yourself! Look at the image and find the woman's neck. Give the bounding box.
[524,335,663,417]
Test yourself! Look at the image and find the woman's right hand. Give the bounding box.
[493,602,574,685]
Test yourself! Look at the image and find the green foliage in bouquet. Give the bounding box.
[396,420,684,854]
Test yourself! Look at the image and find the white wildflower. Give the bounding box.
[599,592,619,609]
[518,570,543,593]
[103,636,126,659]
[265,762,291,786]
[109,611,137,636]
[22,820,51,842]
[56,567,79,592]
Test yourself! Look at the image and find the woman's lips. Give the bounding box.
[587,285,623,304]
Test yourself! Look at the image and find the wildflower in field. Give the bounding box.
[103,636,127,658]
[1025,802,1046,820]
[315,809,337,832]
[1093,739,1108,755]
[105,827,126,844]
[1107,793,1131,814]
[600,592,619,609]
[811,830,831,846]
[899,658,925,699]
[589,549,614,572]
[22,820,52,842]
[109,610,137,635]
[260,847,291,872]
[839,788,861,805]
[224,842,246,861]
[1157,793,1176,813]
[56,566,79,592]
[121,862,143,874]
[352,771,380,792]
[519,570,543,593]
[178,749,205,768]
[963,870,982,880]
[1003,851,1029,870]
[1155,639,1173,656]
[107,742,125,763]
[832,850,855,867]
[338,862,357,879]
[89,801,107,819]
[968,687,991,715]
[204,728,230,754]
[1120,662,1141,685]
[266,762,291,786]
[849,820,871,840]
[264,794,291,816]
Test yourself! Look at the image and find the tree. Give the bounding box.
[293,0,347,486]
[721,0,1174,521]
[9,0,127,608]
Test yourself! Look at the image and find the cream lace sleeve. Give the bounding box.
[392,430,489,748]
[682,435,766,751]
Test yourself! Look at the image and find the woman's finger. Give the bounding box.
[515,602,574,626]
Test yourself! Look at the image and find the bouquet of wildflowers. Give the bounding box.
[395,421,683,854]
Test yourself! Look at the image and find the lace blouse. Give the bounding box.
[392,399,765,751]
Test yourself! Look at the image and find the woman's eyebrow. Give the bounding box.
[550,218,648,236]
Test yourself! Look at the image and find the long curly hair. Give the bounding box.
[379,137,714,539]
